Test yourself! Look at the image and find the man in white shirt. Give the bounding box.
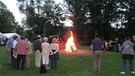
[12,36,18,69]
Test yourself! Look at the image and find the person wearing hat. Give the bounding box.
[34,35,42,68]
[50,38,59,69]
[41,37,50,69]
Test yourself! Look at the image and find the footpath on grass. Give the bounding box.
[59,49,92,55]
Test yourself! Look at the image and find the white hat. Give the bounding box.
[37,35,41,38]
[44,37,48,42]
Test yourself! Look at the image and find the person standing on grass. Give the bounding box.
[12,36,19,69]
[6,36,14,66]
[42,37,50,69]
[34,35,42,68]
[5,38,12,65]
[90,33,104,73]
[50,38,59,70]
[24,35,32,68]
[14,36,28,70]
[120,36,135,74]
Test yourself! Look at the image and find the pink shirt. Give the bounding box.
[50,43,59,53]
[14,40,28,55]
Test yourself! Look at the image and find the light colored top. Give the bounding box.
[14,40,28,55]
[105,42,108,49]
[122,40,134,55]
[13,40,17,48]
[27,41,32,54]
[50,43,59,54]
[42,42,50,55]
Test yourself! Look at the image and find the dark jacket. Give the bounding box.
[34,39,42,52]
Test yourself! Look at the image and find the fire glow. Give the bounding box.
[65,31,77,52]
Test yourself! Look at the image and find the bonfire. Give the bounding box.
[65,31,77,52]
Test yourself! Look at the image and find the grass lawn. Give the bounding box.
[0,45,134,76]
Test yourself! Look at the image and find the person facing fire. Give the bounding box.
[34,35,42,68]
[42,37,50,69]
[50,38,59,70]
[90,33,104,73]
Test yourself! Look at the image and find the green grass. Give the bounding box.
[76,44,90,50]
[0,45,134,76]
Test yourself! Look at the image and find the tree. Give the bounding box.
[64,0,135,41]
[120,0,135,36]
[0,1,21,33]
[17,0,64,37]
[64,0,116,41]
[64,0,93,41]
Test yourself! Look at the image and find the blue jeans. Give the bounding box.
[122,59,134,72]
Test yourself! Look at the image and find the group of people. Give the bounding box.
[90,33,135,74]
[0,39,7,46]
[5,34,60,71]
[5,33,135,74]
[5,35,32,70]
[34,35,60,70]
[104,37,121,52]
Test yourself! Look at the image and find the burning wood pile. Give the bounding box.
[65,31,77,52]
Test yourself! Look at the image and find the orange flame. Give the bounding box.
[65,31,77,52]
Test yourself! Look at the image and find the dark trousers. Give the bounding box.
[12,57,17,69]
[17,55,26,70]
[10,48,14,66]
[11,48,17,69]
[51,59,57,69]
